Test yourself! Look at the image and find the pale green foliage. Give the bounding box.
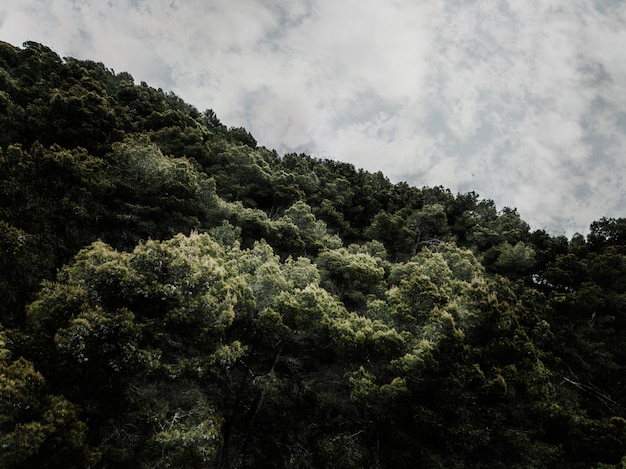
[283,256,321,290]
[419,307,464,345]
[111,137,217,207]
[348,366,379,402]
[329,312,405,356]
[128,233,238,336]
[437,242,485,283]
[348,239,389,260]
[54,306,139,370]
[317,247,386,301]
[387,274,447,327]
[283,201,317,235]
[230,239,277,275]
[0,353,45,416]
[230,239,322,312]
[391,338,438,377]
[390,251,452,295]
[148,403,222,467]
[208,220,242,247]
[495,241,536,274]
[281,200,342,250]
[251,261,290,311]
[275,284,345,330]
[231,240,295,311]
[386,245,490,337]
[23,232,249,463]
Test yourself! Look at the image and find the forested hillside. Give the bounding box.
[1,40,625,468]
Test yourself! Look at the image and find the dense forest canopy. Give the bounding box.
[0,40,625,468]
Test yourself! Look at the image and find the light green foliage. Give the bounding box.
[208,220,242,247]
[280,200,342,252]
[127,234,237,335]
[347,246,566,466]
[347,366,380,403]
[494,241,537,275]
[228,239,291,311]
[275,284,344,331]
[146,400,222,467]
[387,248,462,328]
[250,261,290,311]
[407,249,456,291]
[329,312,405,357]
[24,232,246,464]
[229,238,277,276]
[283,201,317,237]
[388,273,447,327]
[317,247,386,306]
[348,239,388,259]
[438,242,485,282]
[283,256,321,290]
[54,306,139,371]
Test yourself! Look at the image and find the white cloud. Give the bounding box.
[1,0,625,236]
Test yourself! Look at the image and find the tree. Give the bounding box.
[2,39,626,468]
[349,245,563,467]
[0,327,91,467]
[492,241,537,278]
[24,233,246,465]
[103,137,221,246]
[317,247,386,309]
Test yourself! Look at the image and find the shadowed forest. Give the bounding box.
[1,41,625,468]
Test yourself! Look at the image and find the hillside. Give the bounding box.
[1,40,625,468]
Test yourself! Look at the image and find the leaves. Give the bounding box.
[1,39,626,467]
[0,328,90,467]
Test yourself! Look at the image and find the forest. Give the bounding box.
[0,40,625,468]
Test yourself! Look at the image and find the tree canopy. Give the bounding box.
[1,40,625,468]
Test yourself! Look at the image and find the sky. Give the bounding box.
[1,0,625,237]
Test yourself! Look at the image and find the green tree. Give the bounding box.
[24,233,245,465]
[317,247,386,309]
[0,327,91,467]
[103,137,221,246]
[349,245,563,467]
[492,241,537,277]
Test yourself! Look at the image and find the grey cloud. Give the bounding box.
[574,183,594,204]
[591,0,625,15]
[1,0,625,236]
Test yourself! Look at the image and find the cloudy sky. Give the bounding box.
[1,0,625,236]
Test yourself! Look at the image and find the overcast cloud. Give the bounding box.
[1,0,625,236]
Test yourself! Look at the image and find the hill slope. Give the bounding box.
[1,40,625,468]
